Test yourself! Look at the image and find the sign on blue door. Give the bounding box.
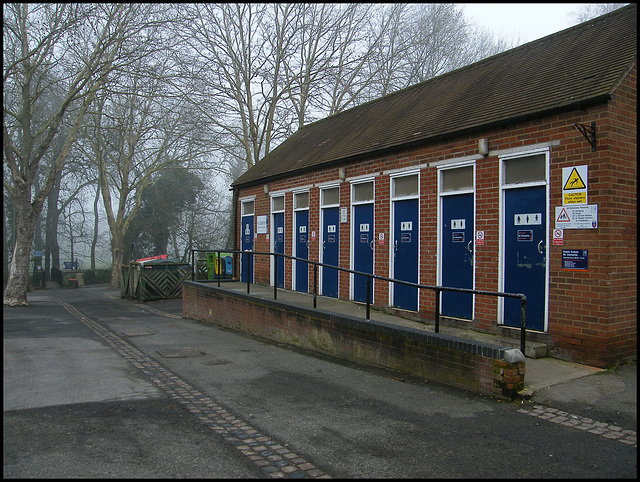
[504,186,546,331]
[441,194,474,319]
[393,199,418,311]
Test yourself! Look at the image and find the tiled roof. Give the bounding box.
[233,4,636,188]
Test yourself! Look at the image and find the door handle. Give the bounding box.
[538,240,544,254]
[370,240,374,251]
[467,240,473,253]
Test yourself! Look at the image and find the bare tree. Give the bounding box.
[4,3,519,302]
[283,4,354,127]
[361,4,413,100]
[392,4,512,90]
[175,4,292,171]
[570,3,628,23]
[176,3,394,170]
[3,4,150,305]
[84,40,211,288]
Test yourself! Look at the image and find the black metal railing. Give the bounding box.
[189,248,527,354]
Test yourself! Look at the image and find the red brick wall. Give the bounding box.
[183,282,525,400]
[604,64,637,363]
[234,67,637,367]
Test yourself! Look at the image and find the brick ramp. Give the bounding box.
[183,281,526,400]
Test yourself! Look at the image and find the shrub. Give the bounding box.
[83,268,112,285]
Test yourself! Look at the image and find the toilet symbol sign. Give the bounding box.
[514,213,542,225]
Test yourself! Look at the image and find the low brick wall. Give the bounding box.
[182,282,526,400]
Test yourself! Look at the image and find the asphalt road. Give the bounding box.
[3,286,636,478]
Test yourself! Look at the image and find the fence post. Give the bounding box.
[247,251,252,294]
[520,295,527,354]
[313,264,318,309]
[217,251,221,287]
[273,253,278,300]
[434,289,440,333]
[366,275,371,320]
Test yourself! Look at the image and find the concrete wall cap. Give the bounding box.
[503,349,525,363]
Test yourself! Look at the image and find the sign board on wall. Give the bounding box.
[256,215,267,234]
[555,205,597,229]
[340,207,348,223]
[562,249,588,271]
[553,229,564,246]
[562,165,588,205]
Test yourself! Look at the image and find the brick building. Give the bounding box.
[230,5,636,368]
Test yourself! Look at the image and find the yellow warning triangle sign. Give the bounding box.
[564,168,586,190]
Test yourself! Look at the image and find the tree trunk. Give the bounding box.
[91,182,100,270]
[110,231,125,289]
[4,189,38,306]
[45,174,62,283]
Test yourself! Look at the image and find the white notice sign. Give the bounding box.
[256,215,268,234]
[555,204,598,229]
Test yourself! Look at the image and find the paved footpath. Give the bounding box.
[46,293,328,479]
[4,286,636,478]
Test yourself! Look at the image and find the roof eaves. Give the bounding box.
[231,92,614,190]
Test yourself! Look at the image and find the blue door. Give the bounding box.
[273,212,285,288]
[393,199,419,311]
[322,207,339,297]
[241,215,253,283]
[295,210,309,292]
[441,194,474,319]
[353,203,374,302]
[504,186,546,331]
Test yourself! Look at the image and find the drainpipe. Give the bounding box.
[231,187,238,250]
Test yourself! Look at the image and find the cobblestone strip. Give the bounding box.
[517,404,636,447]
[48,294,331,479]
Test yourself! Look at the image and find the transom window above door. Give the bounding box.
[271,195,284,212]
[392,174,418,198]
[321,187,339,207]
[241,200,254,215]
[502,154,546,185]
[352,181,373,202]
[441,166,473,192]
[294,192,309,209]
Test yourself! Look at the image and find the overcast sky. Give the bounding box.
[457,3,591,44]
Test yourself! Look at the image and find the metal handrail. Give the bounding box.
[189,248,527,354]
